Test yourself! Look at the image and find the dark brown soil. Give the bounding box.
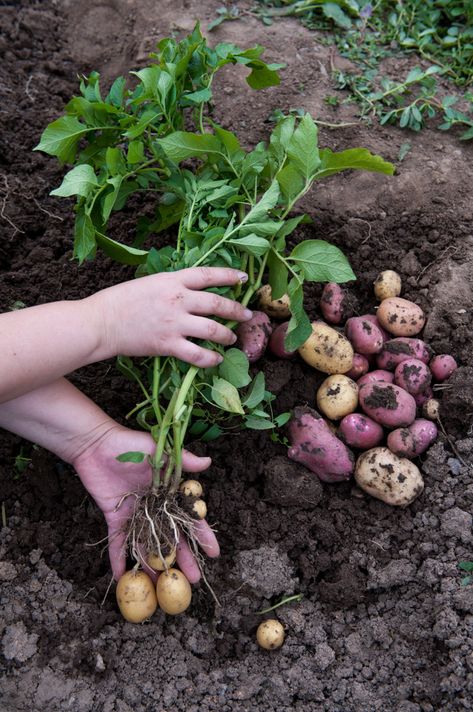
[1,2,473,711]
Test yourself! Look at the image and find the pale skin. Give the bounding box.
[0,266,252,580]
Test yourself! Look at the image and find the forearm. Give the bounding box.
[0,296,112,403]
[0,377,117,464]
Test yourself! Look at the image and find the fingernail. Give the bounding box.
[231,333,237,344]
[216,355,224,365]
[237,272,248,283]
[243,309,253,320]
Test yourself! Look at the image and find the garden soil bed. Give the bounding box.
[1,1,473,710]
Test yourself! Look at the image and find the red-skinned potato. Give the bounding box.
[338,413,384,450]
[355,447,424,506]
[376,338,433,371]
[320,283,346,324]
[288,406,354,482]
[360,314,390,342]
[430,354,457,382]
[357,369,394,388]
[359,382,416,428]
[394,358,432,395]
[268,322,296,359]
[345,316,385,355]
[377,298,426,337]
[387,418,438,458]
[345,353,370,380]
[257,285,291,319]
[236,311,272,363]
[413,387,433,408]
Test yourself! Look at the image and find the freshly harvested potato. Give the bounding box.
[192,499,207,519]
[357,369,394,388]
[258,284,291,319]
[413,387,433,408]
[268,322,296,359]
[180,479,203,498]
[298,321,354,374]
[359,382,416,428]
[316,374,359,420]
[429,354,458,382]
[156,568,192,615]
[345,316,385,355]
[338,413,384,450]
[387,418,438,458]
[394,358,432,395]
[376,337,433,371]
[148,546,177,572]
[422,398,440,421]
[236,311,272,363]
[116,570,157,623]
[256,619,285,650]
[345,353,370,380]
[377,298,426,337]
[320,282,347,324]
[355,447,424,506]
[373,270,402,301]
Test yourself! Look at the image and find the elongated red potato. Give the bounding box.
[320,282,347,324]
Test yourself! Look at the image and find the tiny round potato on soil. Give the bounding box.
[179,479,203,498]
[355,447,424,506]
[298,321,354,374]
[156,568,192,615]
[256,619,285,650]
[374,270,402,301]
[317,374,359,420]
[192,499,207,519]
[257,284,291,319]
[429,354,458,382]
[116,570,158,623]
[377,298,426,337]
[422,398,440,421]
[148,546,177,572]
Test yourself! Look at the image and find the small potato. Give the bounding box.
[256,619,285,650]
[355,447,424,506]
[298,321,354,375]
[258,284,291,319]
[377,298,426,337]
[236,311,272,363]
[394,358,432,395]
[413,387,433,408]
[116,570,157,623]
[430,354,458,382]
[180,479,203,498]
[338,413,384,450]
[268,322,296,359]
[374,270,402,301]
[148,547,177,572]
[317,374,359,420]
[320,283,347,324]
[156,568,192,615]
[345,353,370,381]
[357,369,394,388]
[376,337,433,371]
[345,316,385,355]
[422,398,440,421]
[192,499,207,519]
[359,382,416,428]
[387,418,438,458]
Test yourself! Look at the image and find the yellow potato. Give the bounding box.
[355,447,424,506]
[298,322,354,374]
[116,570,157,623]
[147,546,177,572]
[376,297,425,336]
[373,270,402,301]
[317,375,359,420]
[256,619,285,650]
[192,499,207,519]
[257,285,291,319]
[180,479,203,498]
[156,568,192,615]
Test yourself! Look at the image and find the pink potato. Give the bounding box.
[288,406,354,482]
[359,382,417,428]
[345,353,370,380]
[338,413,384,450]
[320,283,347,324]
[236,311,272,363]
[377,297,426,337]
[376,338,433,371]
[345,316,385,355]
[268,322,296,359]
[387,419,438,458]
[359,314,390,342]
[413,387,433,408]
[429,354,457,382]
[357,370,394,388]
[394,358,432,396]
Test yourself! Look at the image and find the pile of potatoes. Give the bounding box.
[116,480,206,623]
[237,271,457,507]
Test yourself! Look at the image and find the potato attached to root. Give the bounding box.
[355,447,424,506]
[156,568,192,615]
[257,284,291,319]
[116,570,158,623]
[148,546,177,572]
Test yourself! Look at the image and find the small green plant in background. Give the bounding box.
[459,561,473,585]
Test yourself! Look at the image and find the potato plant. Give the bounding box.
[35,26,393,588]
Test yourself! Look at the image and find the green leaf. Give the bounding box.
[287,114,320,180]
[244,415,275,430]
[400,107,411,128]
[246,65,281,90]
[244,180,280,223]
[102,176,123,222]
[460,126,473,140]
[73,212,96,263]
[201,424,223,441]
[243,372,266,409]
[106,76,126,107]
[274,411,291,427]
[182,87,213,104]
[285,277,312,352]
[317,148,395,178]
[34,116,89,163]
[116,451,146,463]
[289,239,355,282]
[322,2,352,29]
[211,378,245,415]
[50,164,98,198]
[228,235,270,257]
[458,561,473,572]
[95,232,148,265]
[277,163,305,202]
[157,131,222,162]
[218,348,251,388]
[267,249,288,300]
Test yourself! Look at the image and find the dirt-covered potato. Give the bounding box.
[236,311,272,363]
[320,282,347,324]
[257,284,291,319]
[373,270,402,301]
[156,569,192,615]
[376,337,433,371]
[345,316,385,355]
[316,374,359,420]
[377,298,426,337]
[387,418,438,458]
[338,413,384,450]
[359,382,416,428]
[256,619,285,650]
[429,354,458,382]
[357,369,394,388]
[116,570,158,623]
[394,358,432,395]
[355,447,424,506]
[298,321,354,374]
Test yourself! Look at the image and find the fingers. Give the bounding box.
[171,338,224,368]
[180,267,248,290]
[182,450,211,472]
[176,535,201,584]
[183,316,237,347]
[194,520,220,558]
[107,526,127,581]
[188,292,253,322]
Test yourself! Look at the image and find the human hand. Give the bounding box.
[72,424,219,582]
[91,266,253,368]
